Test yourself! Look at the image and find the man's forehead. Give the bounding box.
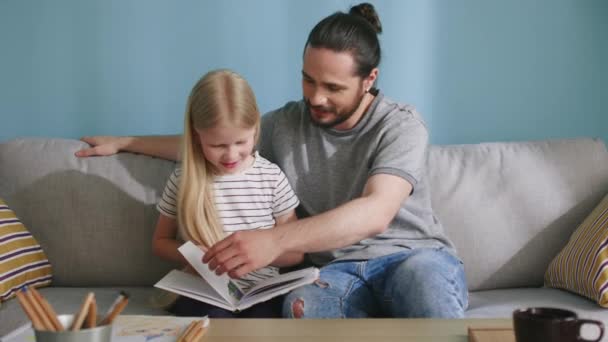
[302,47,359,82]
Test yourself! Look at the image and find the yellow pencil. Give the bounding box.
[86,296,97,328]
[15,290,45,330]
[24,287,55,331]
[189,321,207,342]
[30,286,63,331]
[100,291,129,325]
[71,292,94,331]
[177,320,198,342]
[181,320,206,342]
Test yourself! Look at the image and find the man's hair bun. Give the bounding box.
[349,3,382,34]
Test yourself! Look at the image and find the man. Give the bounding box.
[76,3,468,318]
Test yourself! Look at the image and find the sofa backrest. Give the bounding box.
[0,138,176,286]
[427,138,608,291]
[2,138,608,291]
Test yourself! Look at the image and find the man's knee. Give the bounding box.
[283,293,310,319]
[282,280,341,318]
[291,298,305,318]
[283,288,311,318]
[399,249,463,280]
[283,280,327,318]
[388,249,468,318]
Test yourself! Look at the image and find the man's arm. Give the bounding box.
[269,210,304,267]
[74,135,182,161]
[204,173,412,278]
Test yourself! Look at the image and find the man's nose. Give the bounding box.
[308,88,327,107]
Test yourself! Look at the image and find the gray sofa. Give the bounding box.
[1,137,607,337]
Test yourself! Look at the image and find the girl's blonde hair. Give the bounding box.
[178,69,260,248]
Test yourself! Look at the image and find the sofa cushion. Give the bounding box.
[0,138,177,287]
[0,198,52,302]
[428,138,608,291]
[544,193,608,307]
[467,288,608,322]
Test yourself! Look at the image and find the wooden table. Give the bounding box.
[1,317,514,341]
[201,318,513,342]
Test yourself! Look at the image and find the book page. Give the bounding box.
[243,267,319,299]
[178,241,243,304]
[178,241,319,310]
[154,269,235,311]
[236,267,320,311]
[231,266,280,293]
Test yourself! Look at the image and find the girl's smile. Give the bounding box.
[220,161,239,169]
[196,124,256,175]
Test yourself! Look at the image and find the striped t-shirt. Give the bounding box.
[157,152,299,234]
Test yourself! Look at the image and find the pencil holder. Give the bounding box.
[34,314,113,342]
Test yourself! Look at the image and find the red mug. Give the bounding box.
[513,307,604,342]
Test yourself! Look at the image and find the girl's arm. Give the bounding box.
[270,210,304,267]
[152,214,188,265]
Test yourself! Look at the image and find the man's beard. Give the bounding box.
[305,92,367,129]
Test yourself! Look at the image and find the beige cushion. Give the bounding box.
[428,138,608,291]
[0,198,52,302]
[545,193,608,307]
[0,138,176,287]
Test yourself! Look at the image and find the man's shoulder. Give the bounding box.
[374,95,427,132]
[377,95,422,120]
[264,100,306,123]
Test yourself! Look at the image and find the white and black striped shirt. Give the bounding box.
[157,152,299,233]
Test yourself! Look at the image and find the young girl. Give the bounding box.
[153,69,302,318]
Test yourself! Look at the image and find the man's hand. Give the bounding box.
[203,229,282,278]
[183,264,199,276]
[74,136,129,157]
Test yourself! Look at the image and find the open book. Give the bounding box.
[155,241,319,312]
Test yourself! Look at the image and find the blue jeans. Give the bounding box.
[283,248,468,318]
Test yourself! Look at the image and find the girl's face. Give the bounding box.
[196,124,256,175]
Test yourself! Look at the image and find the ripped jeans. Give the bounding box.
[283,247,468,318]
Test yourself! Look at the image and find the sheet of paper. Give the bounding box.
[113,315,209,342]
[1,315,209,342]
[155,269,235,311]
[178,241,242,303]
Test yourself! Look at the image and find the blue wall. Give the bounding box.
[1,0,606,144]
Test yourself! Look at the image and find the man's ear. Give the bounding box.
[365,68,379,91]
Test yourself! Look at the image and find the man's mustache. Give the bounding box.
[305,99,335,114]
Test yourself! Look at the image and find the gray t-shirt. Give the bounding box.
[259,92,455,266]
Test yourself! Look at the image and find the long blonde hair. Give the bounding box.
[178,69,261,248]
